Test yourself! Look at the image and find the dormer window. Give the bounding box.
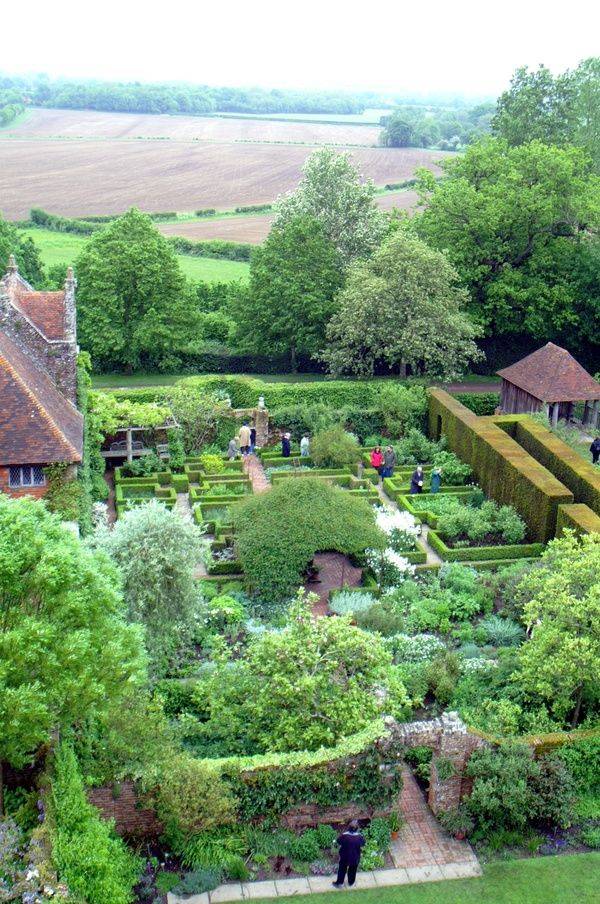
[9,465,46,488]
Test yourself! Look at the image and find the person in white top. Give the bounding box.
[300,434,310,457]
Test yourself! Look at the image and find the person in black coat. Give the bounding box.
[410,465,424,494]
[332,820,366,888]
[590,437,600,464]
[281,432,291,457]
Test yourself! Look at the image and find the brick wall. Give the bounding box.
[87,782,162,839]
[0,466,48,499]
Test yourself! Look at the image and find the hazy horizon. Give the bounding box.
[7,0,599,99]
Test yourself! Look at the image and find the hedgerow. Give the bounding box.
[49,744,141,904]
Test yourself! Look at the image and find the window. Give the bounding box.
[9,465,46,488]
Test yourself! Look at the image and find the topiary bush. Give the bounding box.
[311,425,361,469]
[233,478,385,599]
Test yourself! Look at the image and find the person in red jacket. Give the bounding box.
[332,820,366,888]
[370,446,383,480]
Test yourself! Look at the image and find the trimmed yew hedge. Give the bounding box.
[493,414,600,517]
[556,503,600,536]
[428,390,573,541]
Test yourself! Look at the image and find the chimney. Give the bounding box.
[64,265,77,344]
[7,254,18,273]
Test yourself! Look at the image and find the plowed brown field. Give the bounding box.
[5,107,382,146]
[158,190,423,244]
[0,108,450,221]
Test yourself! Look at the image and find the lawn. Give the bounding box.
[260,855,599,904]
[21,227,249,283]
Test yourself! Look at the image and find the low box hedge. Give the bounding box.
[207,559,244,575]
[396,490,474,527]
[427,528,544,563]
[428,389,573,541]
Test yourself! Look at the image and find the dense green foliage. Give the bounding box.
[233,478,384,598]
[234,214,343,367]
[76,209,196,370]
[0,213,44,286]
[50,744,140,904]
[324,229,481,377]
[0,496,144,808]
[311,425,361,468]
[190,595,409,753]
[380,102,493,149]
[415,138,600,346]
[493,59,600,170]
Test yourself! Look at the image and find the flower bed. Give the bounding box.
[427,528,544,562]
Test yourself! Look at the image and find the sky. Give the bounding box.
[6,0,599,98]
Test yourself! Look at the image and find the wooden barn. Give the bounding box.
[497,342,600,428]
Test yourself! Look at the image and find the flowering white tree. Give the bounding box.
[366,547,416,589]
[274,148,387,265]
[375,506,421,552]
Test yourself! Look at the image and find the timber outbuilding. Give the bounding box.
[497,342,600,428]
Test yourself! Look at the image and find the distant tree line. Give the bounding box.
[379,103,494,150]
[0,86,24,126]
[0,75,379,116]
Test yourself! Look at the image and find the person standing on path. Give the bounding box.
[370,446,383,483]
[250,425,257,455]
[238,423,251,457]
[382,445,396,479]
[410,465,425,494]
[281,432,291,457]
[590,436,600,464]
[430,467,442,493]
[332,820,366,888]
[300,434,310,457]
[227,437,238,460]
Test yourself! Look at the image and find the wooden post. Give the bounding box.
[126,427,133,463]
[592,400,600,431]
[552,403,560,427]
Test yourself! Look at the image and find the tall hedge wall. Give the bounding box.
[428,389,573,542]
[491,415,600,517]
[556,503,600,536]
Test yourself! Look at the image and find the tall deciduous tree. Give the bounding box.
[493,64,576,147]
[234,214,343,369]
[274,148,387,264]
[415,138,600,342]
[323,228,481,378]
[0,497,145,813]
[76,208,196,371]
[517,532,600,726]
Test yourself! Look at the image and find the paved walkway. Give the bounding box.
[305,551,363,616]
[176,492,208,577]
[167,769,480,903]
[243,454,270,493]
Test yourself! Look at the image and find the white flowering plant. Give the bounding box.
[375,507,421,552]
[366,547,415,589]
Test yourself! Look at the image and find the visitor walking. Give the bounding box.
[332,820,366,889]
[282,432,291,457]
[382,445,396,479]
[300,434,310,457]
[370,446,384,481]
[238,423,251,457]
[227,438,238,460]
[430,467,442,493]
[590,436,600,464]
[250,425,257,455]
[410,465,425,494]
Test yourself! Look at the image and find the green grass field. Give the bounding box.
[259,854,599,904]
[21,227,250,283]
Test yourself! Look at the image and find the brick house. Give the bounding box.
[0,256,83,499]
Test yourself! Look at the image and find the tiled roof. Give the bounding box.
[13,289,67,340]
[0,333,83,465]
[497,342,600,403]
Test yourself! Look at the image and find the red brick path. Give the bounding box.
[305,551,363,616]
[392,766,479,869]
[243,454,270,493]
